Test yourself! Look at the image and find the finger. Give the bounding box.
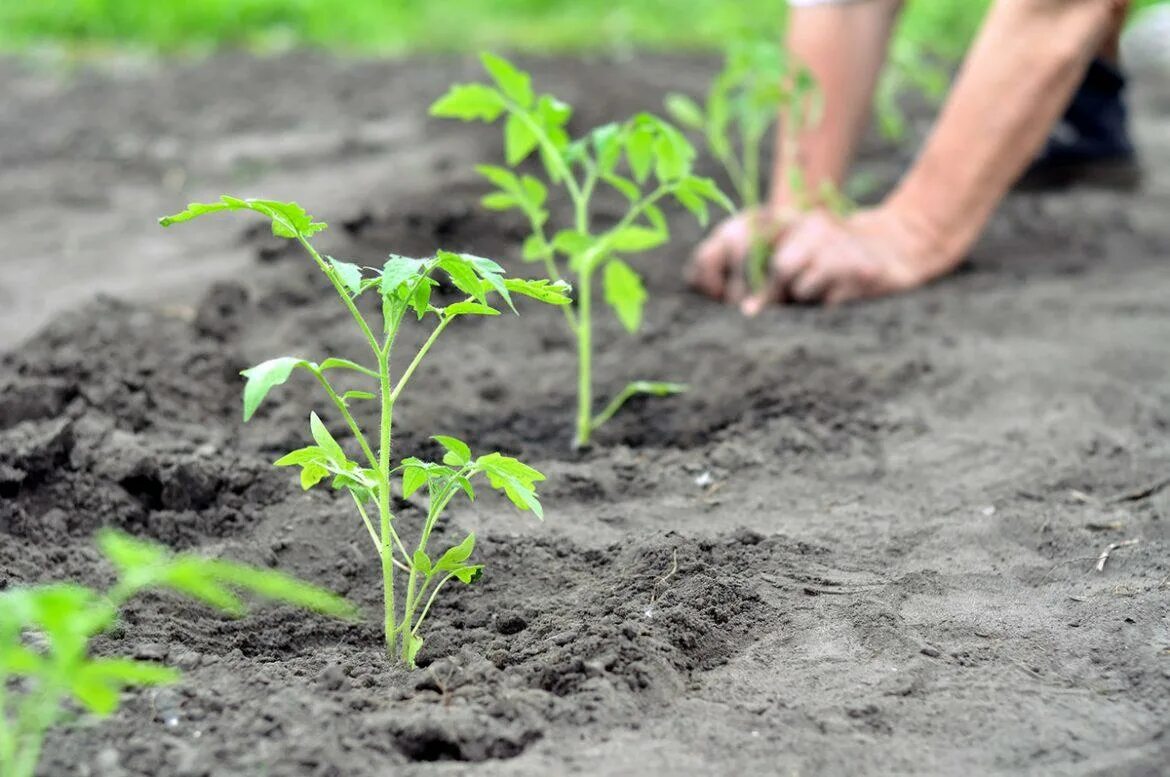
[788,260,835,304]
[824,282,862,306]
[688,233,731,300]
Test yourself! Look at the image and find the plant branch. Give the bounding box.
[313,371,378,470]
[410,573,456,637]
[296,235,383,357]
[390,316,453,403]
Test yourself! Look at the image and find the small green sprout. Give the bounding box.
[666,41,851,293]
[432,53,732,449]
[0,530,355,777]
[160,195,569,666]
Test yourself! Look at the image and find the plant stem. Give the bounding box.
[296,236,381,357]
[410,573,456,638]
[377,348,397,661]
[390,316,452,403]
[313,371,378,470]
[573,266,594,449]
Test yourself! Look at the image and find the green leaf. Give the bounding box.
[664,93,705,129]
[435,534,476,572]
[436,251,487,304]
[502,278,572,306]
[72,658,181,714]
[98,529,166,574]
[381,255,426,297]
[300,462,329,490]
[481,192,518,211]
[476,164,520,190]
[674,188,708,227]
[402,464,429,499]
[429,83,505,122]
[464,254,515,313]
[445,301,501,317]
[603,259,647,334]
[433,435,472,467]
[240,357,311,422]
[328,258,363,295]
[480,53,534,108]
[685,176,734,211]
[522,235,551,263]
[504,113,539,166]
[591,122,623,172]
[521,176,548,209]
[309,412,346,465]
[273,446,327,467]
[609,226,666,253]
[319,357,378,377]
[410,277,437,319]
[159,196,326,239]
[203,559,358,620]
[626,125,655,183]
[412,550,433,577]
[535,95,572,135]
[552,230,592,259]
[653,126,693,183]
[476,453,545,519]
[452,565,484,584]
[603,174,641,202]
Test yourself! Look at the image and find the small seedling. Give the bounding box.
[0,530,355,777]
[160,196,569,666]
[432,54,732,448]
[666,41,850,293]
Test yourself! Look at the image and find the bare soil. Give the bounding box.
[1,52,1168,776]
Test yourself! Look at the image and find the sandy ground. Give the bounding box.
[1,47,1168,776]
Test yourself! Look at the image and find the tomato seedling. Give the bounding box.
[160,196,569,666]
[666,41,850,293]
[0,530,355,777]
[431,54,732,448]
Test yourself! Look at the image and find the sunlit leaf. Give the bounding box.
[480,53,534,108]
[429,83,505,122]
[603,259,646,333]
[240,357,312,422]
[433,435,472,467]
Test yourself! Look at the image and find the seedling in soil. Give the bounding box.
[665,41,851,293]
[431,54,732,448]
[0,530,355,777]
[160,196,569,666]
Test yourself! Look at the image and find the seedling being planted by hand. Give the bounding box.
[0,530,355,777]
[160,196,569,666]
[666,41,850,293]
[431,54,732,448]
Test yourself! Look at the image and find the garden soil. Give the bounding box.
[1,52,1168,776]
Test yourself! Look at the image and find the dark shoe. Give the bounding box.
[1017,58,1142,192]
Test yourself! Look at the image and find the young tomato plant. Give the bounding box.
[431,54,731,449]
[666,41,850,293]
[0,530,354,777]
[160,196,569,666]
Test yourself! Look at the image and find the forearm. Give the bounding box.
[886,0,1121,274]
[769,0,902,211]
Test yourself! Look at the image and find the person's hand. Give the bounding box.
[740,206,951,313]
[687,208,789,305]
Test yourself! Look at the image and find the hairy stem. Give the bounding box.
[296,235,381,358]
